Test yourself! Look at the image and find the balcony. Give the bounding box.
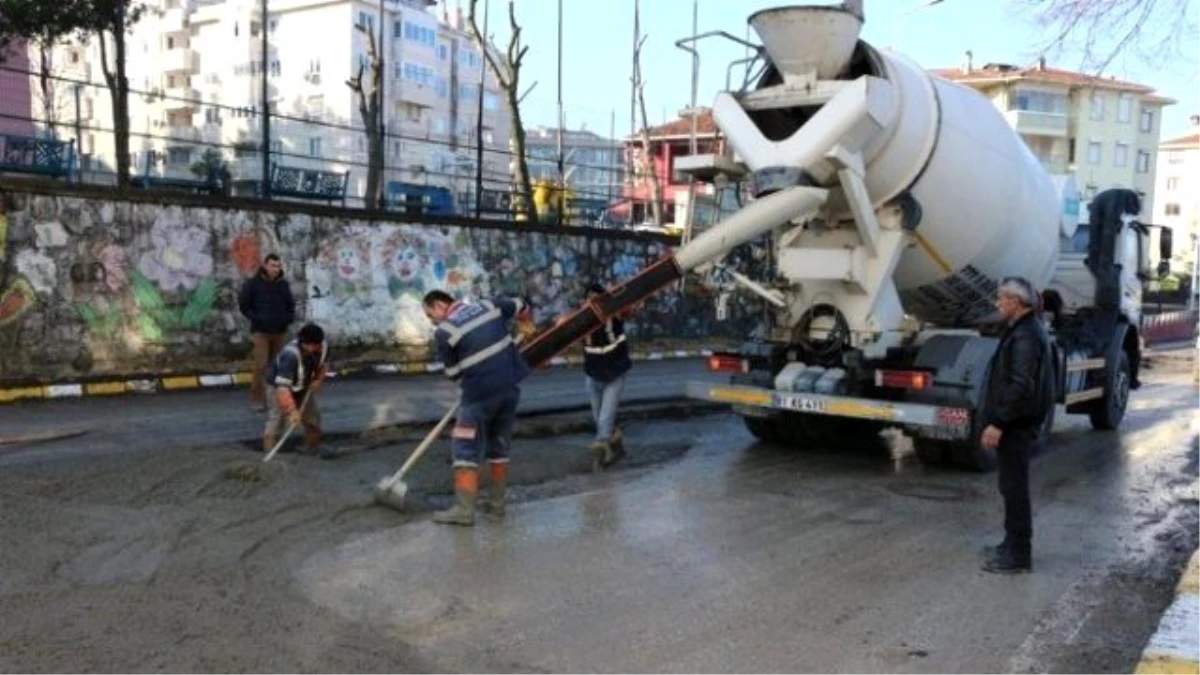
[166,125,200,144]
[162,48,198,74]
[163,87,200,111]
[1004,109,1068,137]
[396,82,438,109]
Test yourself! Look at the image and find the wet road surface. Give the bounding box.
[0,355,1195,672]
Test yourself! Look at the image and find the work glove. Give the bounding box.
[288,408,303,426]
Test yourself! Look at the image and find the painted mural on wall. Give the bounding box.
[0,186,766,382]
[307,225,488,344]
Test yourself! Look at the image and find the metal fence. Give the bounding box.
[0,60,678,227]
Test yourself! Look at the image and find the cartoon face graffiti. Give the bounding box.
[389,245,421,283]
[335,243,365,280]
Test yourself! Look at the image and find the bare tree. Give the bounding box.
[346,19,385,209]
[1017,0,1196,73]
[93,0,147,187]
[466,0,536,224]
[632,34,663,226]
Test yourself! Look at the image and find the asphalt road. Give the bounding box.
[0,353,1195,673]
[0,359,723,467]
[293,355,1199,673]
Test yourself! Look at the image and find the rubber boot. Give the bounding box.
[480,462,508,519]
[981,538,1010,560]
[982,545,1032,574]
[433,468,478,526]
[300,426,336,459]
[588,440,610,472]
[603,428,626,467]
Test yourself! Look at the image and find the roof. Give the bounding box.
[932,64,1156,94]
[1160,132,1199,149]
[629,109,719,140]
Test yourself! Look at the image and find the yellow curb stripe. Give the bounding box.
[84,381,127,396]
[161,376,200,390]
[1133,654,1199,674]
[231,372,254,385]
[1179,553,1199,595]
[0,386,46,403]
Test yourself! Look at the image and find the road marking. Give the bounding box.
[1134,550,1199,675]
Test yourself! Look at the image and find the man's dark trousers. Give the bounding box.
[997,426,1036,557]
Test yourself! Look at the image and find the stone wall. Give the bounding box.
[0,180,767,384]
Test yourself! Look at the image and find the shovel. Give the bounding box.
[374,400,460,511]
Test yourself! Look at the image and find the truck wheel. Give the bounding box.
[742,415,781,443]
[1088,351,1131,431]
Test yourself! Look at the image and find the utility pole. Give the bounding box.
[73,84,83,183]
[608,107,615,212]
[379,0,387,209]
[473,0,489,219]
[555,0,564,226]
[260,0,271,199]
[629,0,639,227]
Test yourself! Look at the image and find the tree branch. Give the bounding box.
[1016,0,1195,74]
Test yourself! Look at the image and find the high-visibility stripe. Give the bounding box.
[444,335,512,377]
[584,334,627,354]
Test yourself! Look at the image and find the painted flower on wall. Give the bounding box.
[137,214,214,292]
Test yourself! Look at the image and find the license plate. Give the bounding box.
[775,393,826,414]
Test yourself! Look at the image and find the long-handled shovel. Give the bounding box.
[373,400,460,511]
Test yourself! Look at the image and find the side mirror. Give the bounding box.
[1160,226,1173,261]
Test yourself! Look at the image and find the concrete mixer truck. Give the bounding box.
[517,2,1173,471]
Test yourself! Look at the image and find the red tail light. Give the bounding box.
[708,355,748,374]
[874,369,932,390]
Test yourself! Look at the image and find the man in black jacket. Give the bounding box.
[980,276,1055,574]
[239,254,296,411]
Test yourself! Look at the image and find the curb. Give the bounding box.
[0,348,719,405]
[1134,549,1199,674]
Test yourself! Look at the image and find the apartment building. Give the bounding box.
[43,0,510,205]
[934,55,1175,221]
[0,38,34,136]
[526,125,625,205]
[1155,118,1200,274]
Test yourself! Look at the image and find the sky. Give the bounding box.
[465,0,1200,141]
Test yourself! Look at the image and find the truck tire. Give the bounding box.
[742,415,782,443]
[1088,350,1131,430]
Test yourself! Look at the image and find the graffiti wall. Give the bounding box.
[0,186,766,383]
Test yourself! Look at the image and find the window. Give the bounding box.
[1140,108,1154,132]
[269,60,281,77]
[402,62,434,86]
[1165,203,1181,216]
[1114,142,1128,167]
[269,18,277,33]
[406,103,421,122]
[1117,93,1133,123]
[437,43,448,61]
[309,137,322,157]
[1087,141,1102,165]
[270,140,282,155]
[166,36,175,49]
[204,107,221,124]
[1137,150,1151,173]
[166,147,192,167]
[1090,92,1105,121]
[1012,89,1067,114]
[457,48,480,69]
[484,92,499,111]
[1167,177,1179,191]
[402,21,435,47]
[435,77,449,98]
[1167,150,1184,164]
[434,117,447,134]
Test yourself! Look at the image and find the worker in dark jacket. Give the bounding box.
[423,289,532,526]
[263,322,330,457]
[583,282,633,470]
[980,276,1055,574]
[239,254,296,411]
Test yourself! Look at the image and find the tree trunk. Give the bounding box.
[99,27,131,187]
[506,96,536,224]
[37,43,56,137]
